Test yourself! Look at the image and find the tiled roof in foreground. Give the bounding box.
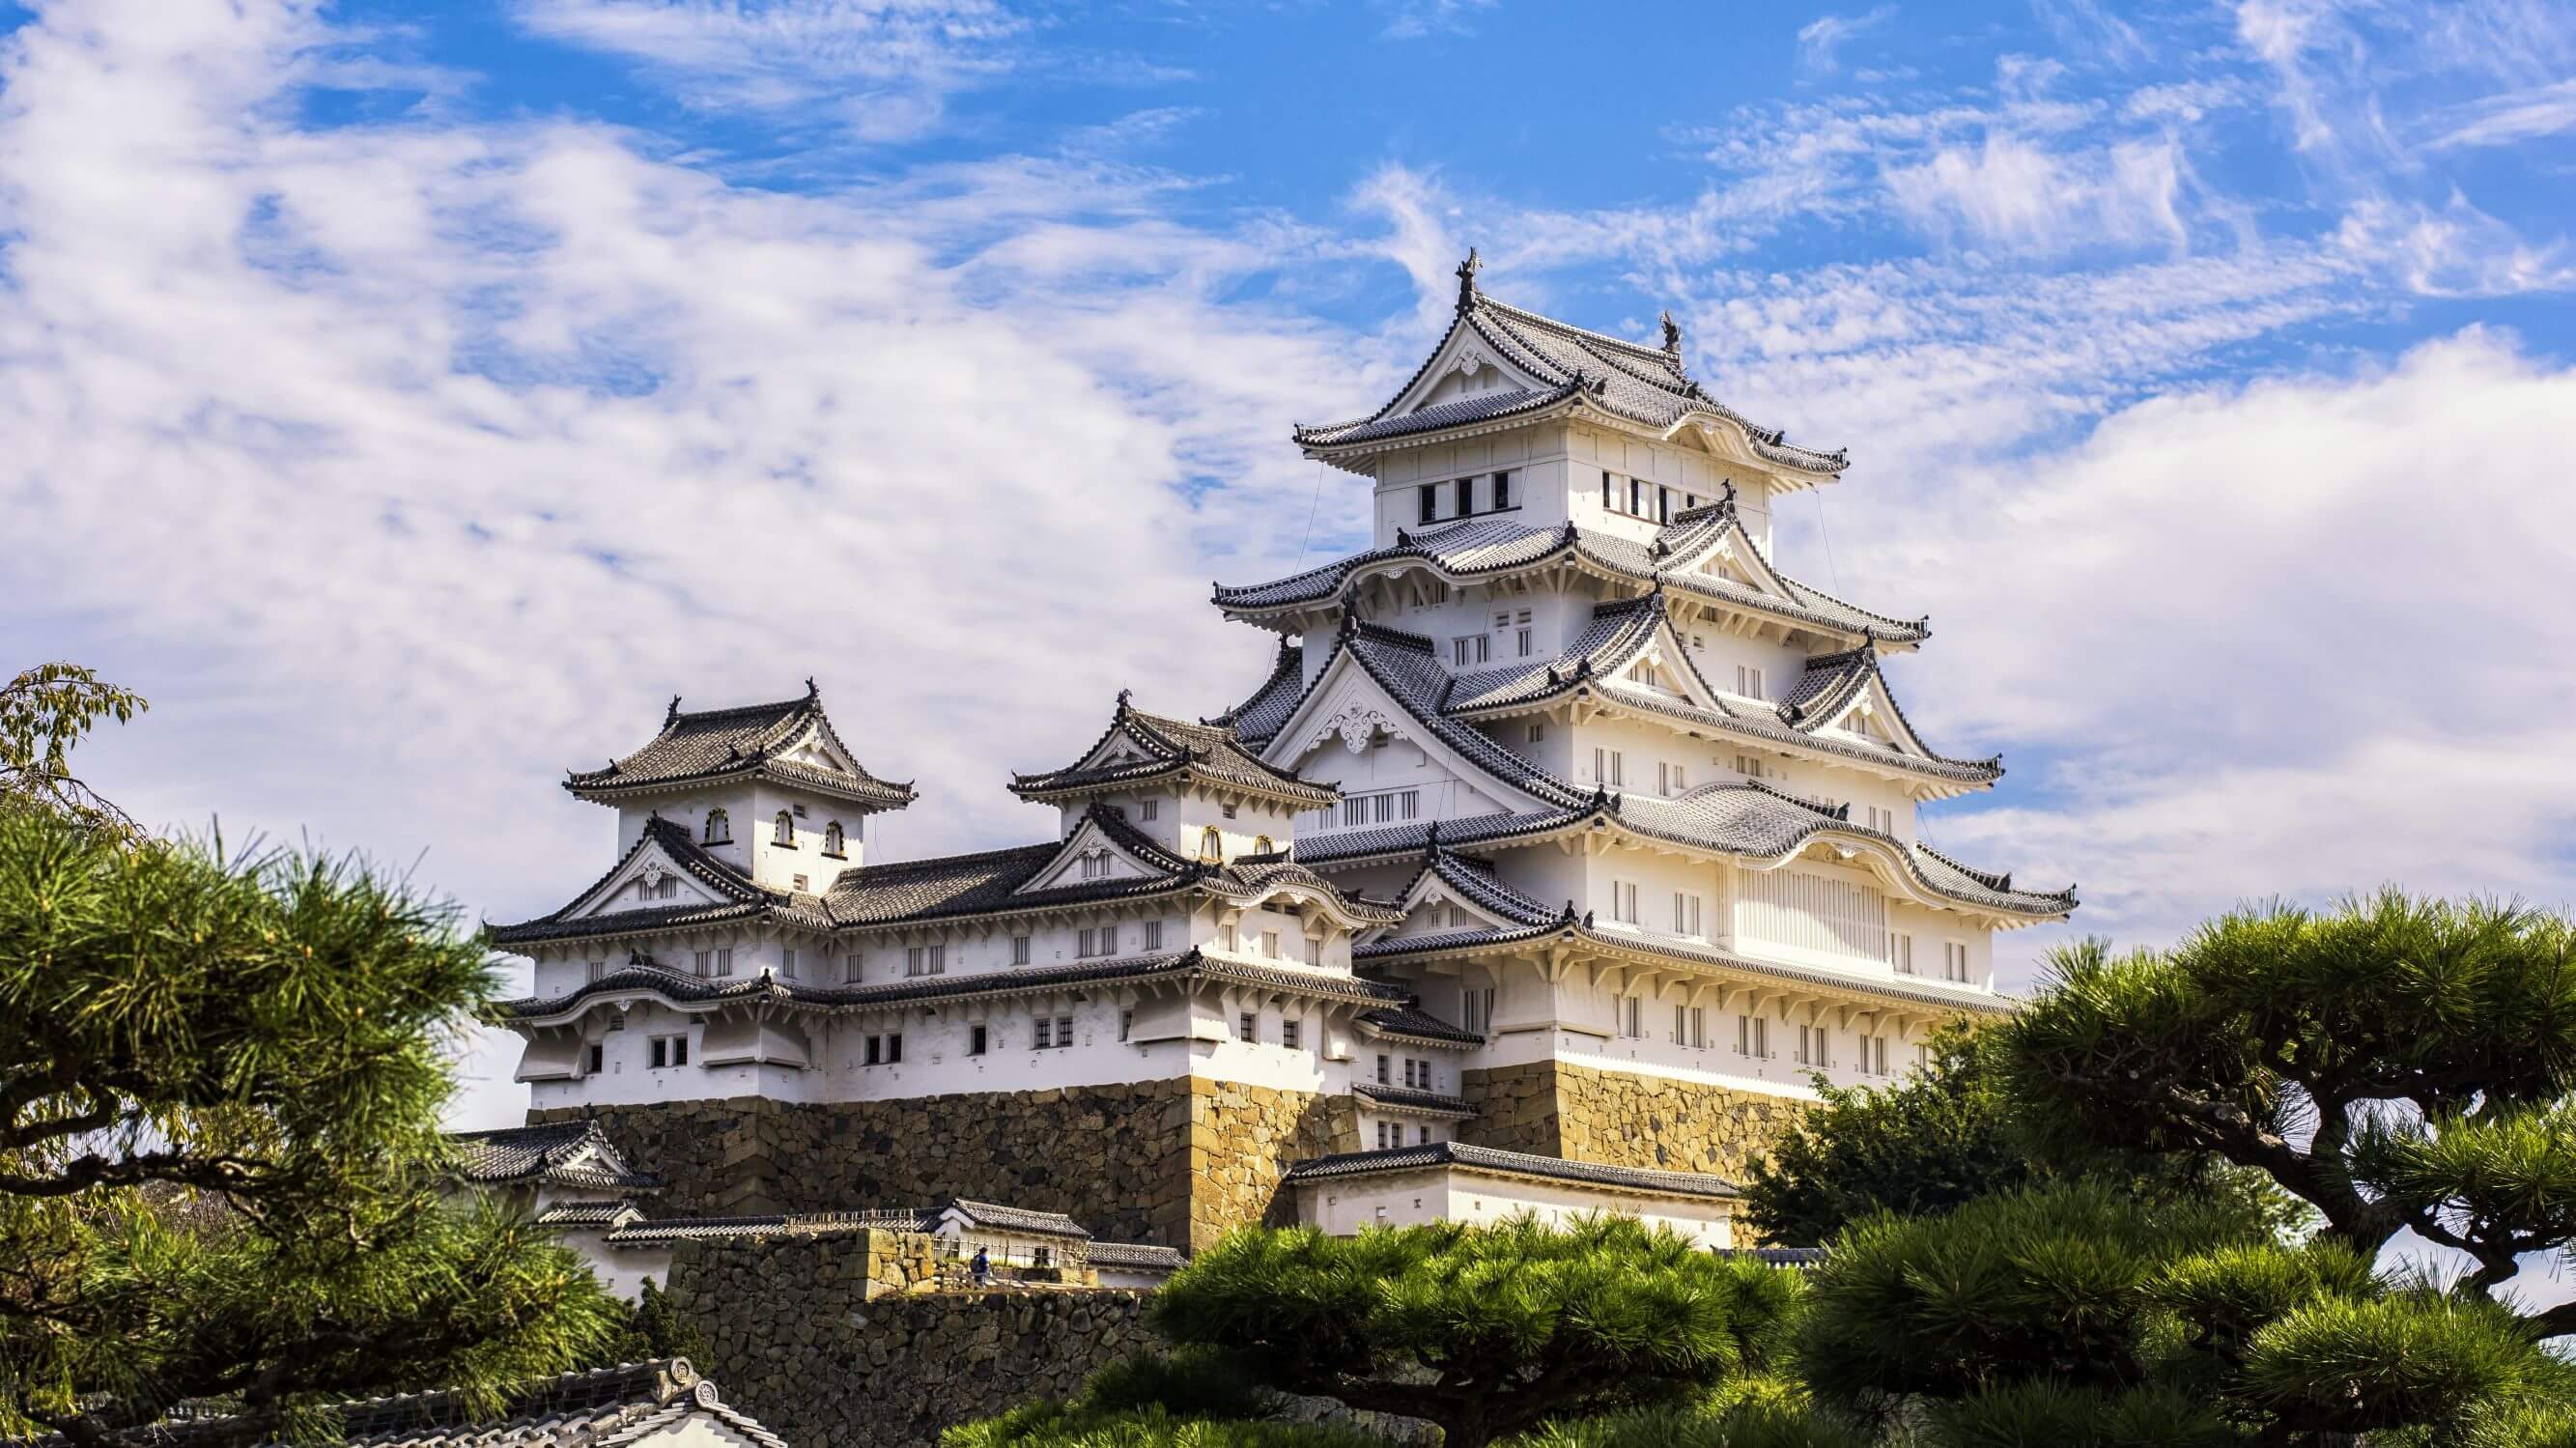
[446,1120,663,1193]
[1284,1141,1741,1201]
[131,1360,783,1448]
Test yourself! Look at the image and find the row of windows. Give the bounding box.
[1416,470,1514,525]
[696,808,853,857]
[1599,471,1711,525]
[1374,1121,1443,1149]
[1215,922,1323,966]
[1373,1053,1437,1091]
[1602,1008,1926,1077]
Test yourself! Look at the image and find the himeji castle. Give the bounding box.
[492,254,2076,1258]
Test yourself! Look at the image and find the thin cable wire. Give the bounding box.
[1292,460,1328,569]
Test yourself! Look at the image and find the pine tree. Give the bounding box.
[0,667,622,1445]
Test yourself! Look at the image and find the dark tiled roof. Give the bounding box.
[170,1360,787,1448]
[500,949,1412,1023]
[1293,286,1845,477]
[1718,1246,1830,1267]
[534,1200,646,1229]
[1283,1141,1741,1201]
[1355,1005,1486,1046]
[1011,692,1337,807]
[949,1198,1091,1239]
[566,684,914,809]
[1356,913,2021,1015]
[1351,1083,1477,1118]
[603,1210,914,1246]
[487,816,829,948]
[1213,509,1925,646]
[446,1121,663,1193]
[1392,842,1562,928]
[1205,636,1312,746]
[1085,1241,1187,1271]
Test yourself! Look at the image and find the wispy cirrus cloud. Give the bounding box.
[510,0,1023,138]
[1794,6,1894,75]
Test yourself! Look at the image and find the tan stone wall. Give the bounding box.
[1462,1061,1807,1179]
[535,1080,1198,1244]
[1185,1079,1347,1248]
[665,1235,1154,1448]
[538,1075,1353,1249]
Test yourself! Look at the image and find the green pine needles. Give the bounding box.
[0,805,624,1444]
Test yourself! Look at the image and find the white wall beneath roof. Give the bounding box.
[1372,424,1566,543]
[1290,1166,1733,1249]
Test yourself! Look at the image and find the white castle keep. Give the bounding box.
[490,255,2075,1257]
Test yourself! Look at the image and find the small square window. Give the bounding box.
[970,1025,988,1056]
[1238,1012,1258,1043]
[1283,1020,1302,1050]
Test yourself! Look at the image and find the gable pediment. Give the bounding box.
[1015,814,1176,895]
[571,838,732,920]
[1388,322,1553,418]
[773,721,863,778]
[1260,649,1535,816]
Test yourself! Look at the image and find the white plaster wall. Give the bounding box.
[1372,425,1567,543]
[1292,1167,1733,1249]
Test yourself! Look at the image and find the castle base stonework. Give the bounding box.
[665,1235,1154,1448]
[539,1074,1352,1249]
[1461,1060,1808,1180]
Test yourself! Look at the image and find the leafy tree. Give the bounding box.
[0,663,147,832]
[2001,894,2576,1339]
[1743,1022,2307,1246]
[590,1278,710,1365]
[0,777,622,1442]
[1141,1216,1804,1448]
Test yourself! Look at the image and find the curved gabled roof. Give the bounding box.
[566,683,916,809]
[1388,838,1564,928]
[1011,691,1337,807]
[1212,509,1927,648]
[1293,270,1847,478]
[497,948,1415,1025]
[1205,635,1312,745]
[488,815,833,947]
[446,1120,664,1193]
[1284,1140,1741,1200]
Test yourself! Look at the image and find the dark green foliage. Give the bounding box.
[0,803,623,1445]
[1742,1022,2305,1247]
[591,1278,710,1364]
[1918,1380,2238,1448]
[1503,1393,1865,1448]
[1076,1349,1279,1422]
[2001,894,2576,1330]
[1146,1216,1804,1448]
[941,1404,1389,1448]
[1741,1024,2039,1244]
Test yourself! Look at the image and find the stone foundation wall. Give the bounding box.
[1462,1061,1807,1179]
[666,1235,1153,1448]
[538,1075,1341,1249]
[535,1080,1198,1243]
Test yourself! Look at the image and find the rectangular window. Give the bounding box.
[1283,1020,1301,1050]
[779,949,798,980]
[1629,477,1645,515]
[1609,752,1626,787]
[1690,1006,1707,1048]
[1894,934,1915,974]
[586,1042,604,1074]
[1056,1015,1072,1047]
[1418,483,1437,524]
[1464,986,1495,1034]
[1492,469,1512,509]
[693,950,711,978]
[1077,927,1096,957]
[1456,476,1474,516]
[1375,1053,1391,1085]
[649,1036,667,1069]
[843,952,863,983]
[1102,923,1119,954]
[1451,635,1489,667]
[1221,923,1237,951]
[1261,929,1281,959]
[969,1025,988,1056]
[1945,942,1970,982]
[1674,1004,1687,1045]
[1238,1012,1258,1044]
[905,945,946,977]
[1143,921,1163,950]
[1618,997,1643,1039]
[1033,1018,1052,1050]
[1734,753,1770,781]
[1672,892,1702,936]
[1527,723,1544,743]
[1515,627,1532,657]
[1118,1009,1133,1042]
[1305,936,1322,967]
[713,948,732,978]
[1657,485,1672,523]
[586,959,607,983]
[1345,797,1369,826]
[887,1033,903,1064]
[1613,880,1640,924]
[1377,1121,1398,1150]
[1011,934,1031,966]
[1602,471,1617,510]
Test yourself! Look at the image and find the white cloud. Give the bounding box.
[1796,7,1896,75]
[2424,76,2576,149]
[1894,329,2576,974]
[510,0,1021,138]
[1883,131,2192,254]
[1376,0,1498,43]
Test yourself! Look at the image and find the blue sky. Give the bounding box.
[6,0,2576,1147]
